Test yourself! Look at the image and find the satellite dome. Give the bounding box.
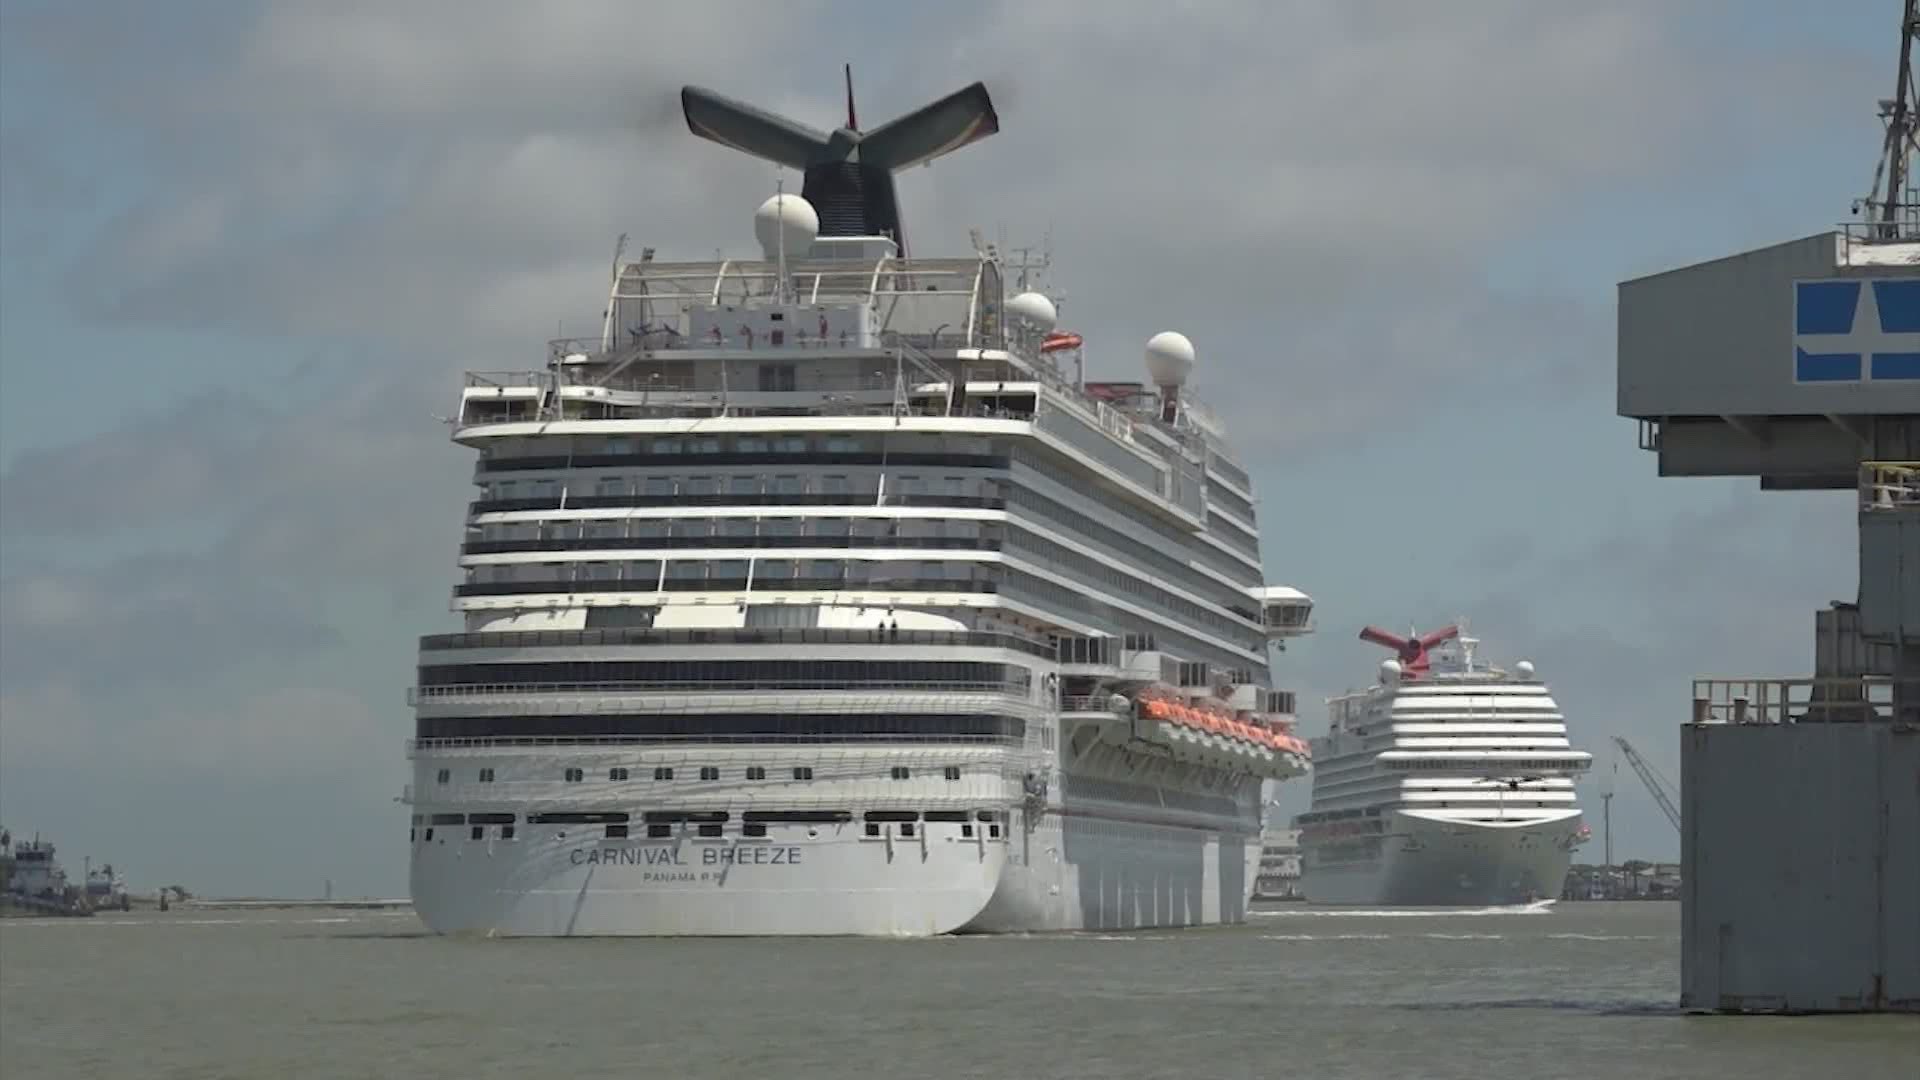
[1514,660,1536,680]
[754,194,819,260]
[1379,659,1403,683]
[1007,291,1058,331]
[1145,331,1195,386]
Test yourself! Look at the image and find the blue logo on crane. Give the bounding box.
[1794,277,1920,382]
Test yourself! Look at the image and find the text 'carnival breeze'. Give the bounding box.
[402,73,1316,936]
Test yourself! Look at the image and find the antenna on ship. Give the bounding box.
[1856,0,1920,239]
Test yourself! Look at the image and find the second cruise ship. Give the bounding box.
[402,76,1315,936]
[1296,623,1592,906]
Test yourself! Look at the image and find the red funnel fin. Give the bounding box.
[1358,623,1460,677]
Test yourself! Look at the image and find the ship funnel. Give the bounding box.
[680,79,1000,254]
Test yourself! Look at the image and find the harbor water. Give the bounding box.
[1,901,1911,1079]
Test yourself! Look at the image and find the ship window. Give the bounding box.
[424,828,435,842]
[470,813,514,825]
[478,768,495,783]
[743,822,767,838]
[609,767,630,781]
[648,823,672,838]
[564,767,584,782]
[699,766,720,781]
[989,824,1002,839]
[792,767,814,780]
[470,826,484,841]
[865,823,881,837]
[961,823,974,838]
[924,811,967,823]
[606,824,629,839]
[745,766,767,780]
[409,828,416,843]
[943,766,962,781]
[729,475,760,496]
[435,769,450,784]
[652,438,683,454]
[890,767,911,780]
[697,823,723,838]
[756,365,795,392]
[901,823,916,838]
[654,767,674,781]
[501,825,516,840]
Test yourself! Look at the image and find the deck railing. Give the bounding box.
[409,680,1031,705]
[1860,460,1920,512]
[1688,676,1918,726]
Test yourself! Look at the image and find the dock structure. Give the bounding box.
[1617,147,1920,1010]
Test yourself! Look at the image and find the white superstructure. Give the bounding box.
[1297,624,1592,906]
[402,77,1315,936]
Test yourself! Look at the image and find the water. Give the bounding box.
[1,902,1911,1079]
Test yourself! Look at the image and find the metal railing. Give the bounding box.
[1860,460,1920,512]
[460,535,1000,555]
[406,732,1028,752]
[452,576,1001,598]
[1689,677,1918,725]
[410,680,1031,704]
[1836,218,1920,265]
[419,627,1056,657]
[469,493,1009,515]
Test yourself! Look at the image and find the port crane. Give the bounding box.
[1611,735,1681,832]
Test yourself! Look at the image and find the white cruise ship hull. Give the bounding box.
[411,806,1260,936]
[1302,811,1581,907]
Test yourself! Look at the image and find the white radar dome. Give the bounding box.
[754,194,820,260]
[1515,660,1536,680]
[1379,659,1403,683]
[1007,291,1058,331]
[1145,331,1195,386]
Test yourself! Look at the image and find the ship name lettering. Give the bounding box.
[569,845,803,867]
[570,847,690,867]
[703,846,803,865]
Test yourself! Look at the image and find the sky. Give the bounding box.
[0,0,1892,897]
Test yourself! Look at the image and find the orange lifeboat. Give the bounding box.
[1040,330,1084,353]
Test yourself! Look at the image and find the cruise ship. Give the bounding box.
[1296,624,1592,906]
[402,76,1316,936]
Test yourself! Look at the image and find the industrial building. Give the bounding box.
[1615,13,1920,1010]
